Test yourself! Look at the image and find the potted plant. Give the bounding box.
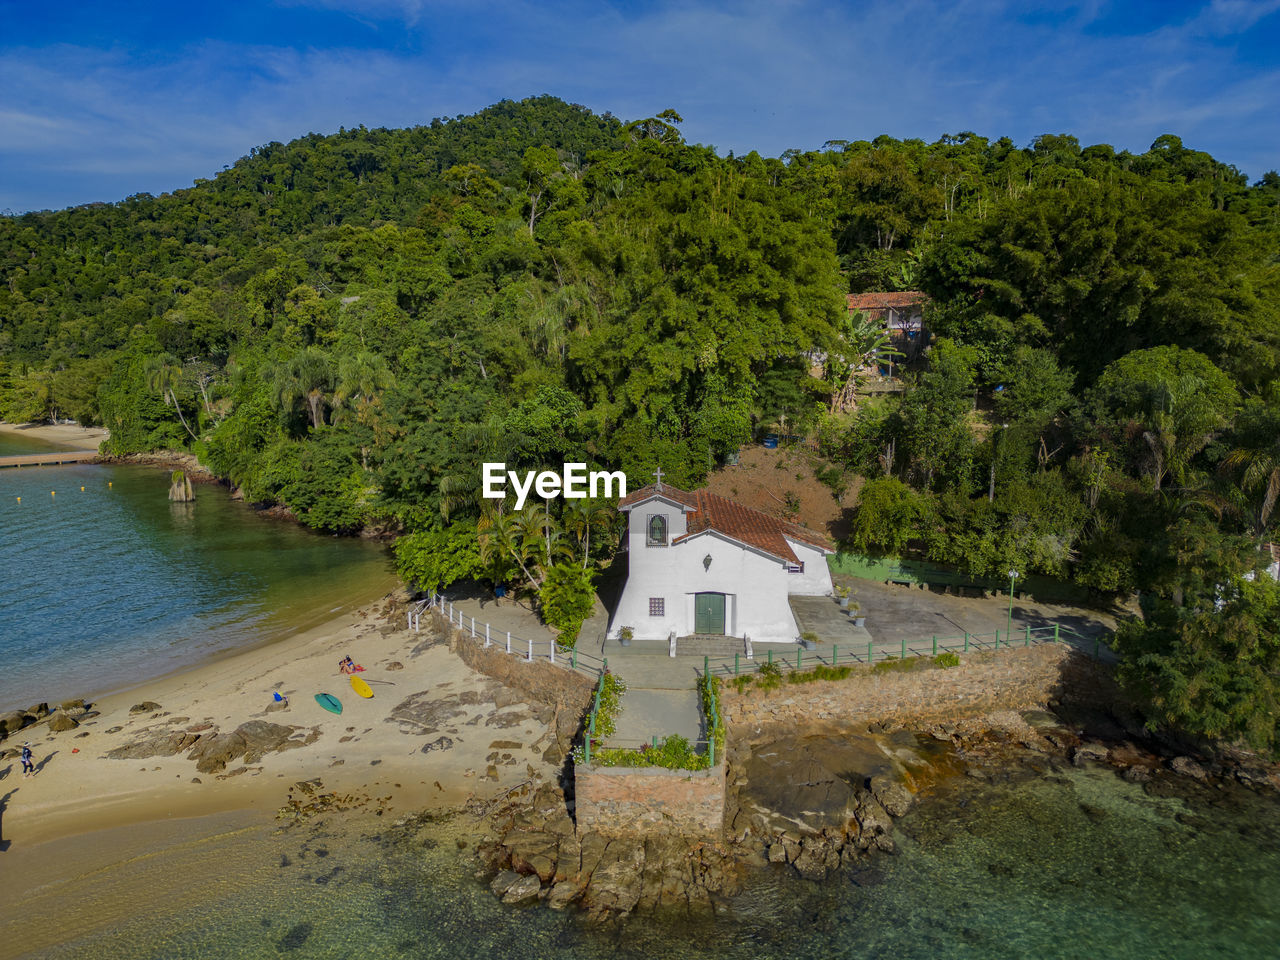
[835,585,850,609]
[800,631,819,650]
[848,601,866,628]
[618,626,634,647]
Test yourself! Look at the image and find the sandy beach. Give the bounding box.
[0,421,108,451]
[0,594,564,954]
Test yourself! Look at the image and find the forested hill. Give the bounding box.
[4,95,1280,750]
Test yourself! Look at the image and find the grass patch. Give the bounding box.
[871,655,921,674]
[787,663,854,684]
[587,735,710,771]
[725,649,971,694]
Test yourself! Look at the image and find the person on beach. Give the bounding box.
[339,656,355,675]
[20,742,35,778]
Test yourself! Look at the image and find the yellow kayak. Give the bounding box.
[349,675,374,699]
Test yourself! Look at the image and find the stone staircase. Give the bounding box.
[674,634,748,657]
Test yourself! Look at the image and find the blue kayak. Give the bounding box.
[314,693,343,714]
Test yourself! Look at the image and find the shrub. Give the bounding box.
[539,562,596,648]
[698,675,725,761]
[588,735,709,771]
[594,671,626,739]
[933,652,961,668]
[393,521,482,594]
[756,660,783,690]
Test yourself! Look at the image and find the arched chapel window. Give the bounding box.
[647,514,667,546]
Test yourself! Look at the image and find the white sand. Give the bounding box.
[0,600,559,849]
[0,422,108,451]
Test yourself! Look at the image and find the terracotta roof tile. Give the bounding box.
[618,484,698,511]
[621,483,834,562]
[847,291,929,311]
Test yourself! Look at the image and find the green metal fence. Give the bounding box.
[699,622,1110,680]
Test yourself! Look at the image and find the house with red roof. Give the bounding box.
[846,291,930,367]
[608,477,835,646]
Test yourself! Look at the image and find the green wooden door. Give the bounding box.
[694,592,726,635]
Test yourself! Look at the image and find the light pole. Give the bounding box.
[1006,570,1019,639]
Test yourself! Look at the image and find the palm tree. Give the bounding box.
[562,497,618,568]
[333,352,394,426]
[826,309,901,414]
[272,346,334,430]
[1221,437,1280,538]
[144,353,198,439]
[477,507,542,592]
[334,351,394,468]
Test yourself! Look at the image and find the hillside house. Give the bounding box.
[847,291,931,374]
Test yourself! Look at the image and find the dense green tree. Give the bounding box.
[4,98,1280,749]
[1116,539,1280,754]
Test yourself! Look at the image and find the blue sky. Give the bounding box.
[2,0,1278,212]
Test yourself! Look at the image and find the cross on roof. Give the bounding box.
[653,466,664,491]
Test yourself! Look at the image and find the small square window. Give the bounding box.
[648,597,665,617]
[787,561,805,574]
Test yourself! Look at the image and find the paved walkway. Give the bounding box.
[440,591,706,747]
[609,687,703,749]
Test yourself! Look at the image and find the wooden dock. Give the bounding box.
[0,450,100,469]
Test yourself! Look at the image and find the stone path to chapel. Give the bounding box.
[440,594,705,748]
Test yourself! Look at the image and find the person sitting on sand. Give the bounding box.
[339,656,356,675]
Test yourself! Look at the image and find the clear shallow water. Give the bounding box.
[0,431,68,456]
[0,458,394,711]
[24,765,1280,960]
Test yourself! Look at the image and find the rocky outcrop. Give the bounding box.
[186,720,310,774]
[47,712,80,732]
[723,733,908,880]
[0,699,84,742]
[107,731,202,761]
[106,720,313,773]
[478,781,744,922]
[0,711,30,739]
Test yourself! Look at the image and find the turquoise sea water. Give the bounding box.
[0,438,394,711]
[23,764,1280,960]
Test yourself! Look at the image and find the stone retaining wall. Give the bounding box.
[438,610,596,712]
[724,644,1102,740]
[574,763,726,837]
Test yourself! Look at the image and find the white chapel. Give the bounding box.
[608,474,835,645]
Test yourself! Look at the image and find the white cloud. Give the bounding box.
[1,0,1277,211]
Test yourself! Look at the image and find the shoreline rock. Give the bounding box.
[470,698,1280,923]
